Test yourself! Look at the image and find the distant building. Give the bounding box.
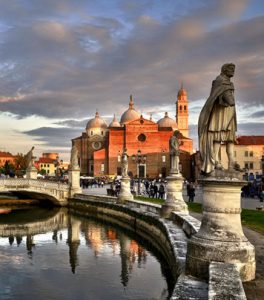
[73,87,194,179]
[36,157,56,175]
[0,151,16,168]
[221,136,264,175]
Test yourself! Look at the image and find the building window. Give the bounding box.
[47,164,49,167]
[245,151,248,157]
[162,155,166,163]
[101,131,104,135]
[245,162,254,170]
[47,170,49,174]
[234,151,236,158]
[180,105,182,111]
[184,105,187,111]
[249,151,253,157]
[44,164,46,167]
[91,131,93,135]
[101,164,104,172]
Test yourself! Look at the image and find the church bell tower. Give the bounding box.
[176,84,189,137]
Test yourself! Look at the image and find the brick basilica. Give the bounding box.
[72,86,193,179]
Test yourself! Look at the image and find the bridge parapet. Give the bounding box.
[0,178,70,206]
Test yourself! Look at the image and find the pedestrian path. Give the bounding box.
[82,184,264,210]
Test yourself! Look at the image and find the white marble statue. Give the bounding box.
[70,144,79,169]
[169,130,181,174]
[25,146,35,169]
[121,148,128,177]
[198,63,237,175]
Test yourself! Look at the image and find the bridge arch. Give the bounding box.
[0,178,70,206]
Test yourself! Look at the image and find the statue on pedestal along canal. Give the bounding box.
[169,130,181,174]
[186,63,255,282]
[25,146,35,169]
[198,63,237,175]
[70,144,79,169]
[121,148,128,177]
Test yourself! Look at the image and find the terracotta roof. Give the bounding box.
[237,136,264,145]
[0,151,14,158]
[38,157,56,164]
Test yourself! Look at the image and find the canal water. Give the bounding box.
[0,206,173,300]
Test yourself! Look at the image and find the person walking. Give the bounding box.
[188,182,195,202]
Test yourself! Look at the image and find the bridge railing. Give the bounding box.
[0,178,69,192]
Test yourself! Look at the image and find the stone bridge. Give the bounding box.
[0,209,68,237]
[0,178,71,206]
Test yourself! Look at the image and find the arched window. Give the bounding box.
[184,105,187,111]
[180,105,182,111]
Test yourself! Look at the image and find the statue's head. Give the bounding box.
[173,130,181,137]
[221,63,235,78]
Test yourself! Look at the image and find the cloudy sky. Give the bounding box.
[0,0,263,160]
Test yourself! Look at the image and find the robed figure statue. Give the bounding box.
[25,146,35,169]
[169,130,181,174]
[198,63,237,175]
[70,144,79,169]
[121,148,128,177]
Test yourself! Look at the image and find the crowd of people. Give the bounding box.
[241,179,264,202]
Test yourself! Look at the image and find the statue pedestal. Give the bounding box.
[161,173,188,217]
[186,176,255,281]
[26,167,38,179]
[69,167,81,197]
[117,176,134,203]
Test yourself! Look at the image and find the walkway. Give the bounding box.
[82,184,264,210]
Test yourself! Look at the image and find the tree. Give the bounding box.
[14,153,28,176]
[39,169,46,175]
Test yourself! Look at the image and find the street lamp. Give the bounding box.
[132,150,147,195]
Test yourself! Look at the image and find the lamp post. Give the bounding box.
[132,150,147,195]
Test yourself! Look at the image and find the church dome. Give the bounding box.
[120,95,141,125]
[109,114,121,127]
[157,112,178,129]
[86,111,108,130]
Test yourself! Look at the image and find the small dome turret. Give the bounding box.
[177,83,188,101]
[157,112,178,129]
[109,114,121,127]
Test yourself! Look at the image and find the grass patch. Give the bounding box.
[134,197,264,235]
[134,196,165,205]
[187,202,203,213]
[241,208,264,235]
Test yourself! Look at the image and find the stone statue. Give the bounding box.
[121,148,128,177]
[198,63,237,175]
[169,130,181,174]
[70,144,79,169]
[25,146,35,169]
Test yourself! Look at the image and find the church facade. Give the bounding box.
[72,87,193,179]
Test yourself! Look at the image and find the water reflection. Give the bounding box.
[0,206,172,300]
